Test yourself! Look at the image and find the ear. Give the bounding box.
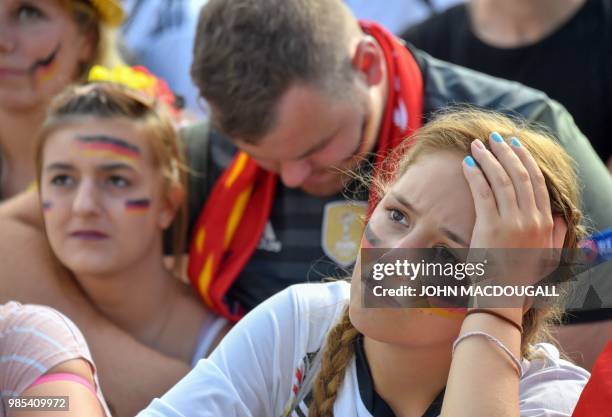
[351,36,384,87]
[158,183,185,230]
[552,215,568,249]
[77,29,97,64]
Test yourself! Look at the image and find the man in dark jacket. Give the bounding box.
[185,0,612,322]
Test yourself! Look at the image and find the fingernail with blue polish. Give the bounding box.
[464,156,476,168]
[510,137,521,147]
[491,131,504,143]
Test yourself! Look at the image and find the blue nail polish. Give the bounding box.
[491,132,504,143]
[464,156,476,167]
[510,137,521,147]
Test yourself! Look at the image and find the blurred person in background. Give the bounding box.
[0,0,123,199]
[346,0,464,34]
[403,0,612,171]
[121,0,209,117]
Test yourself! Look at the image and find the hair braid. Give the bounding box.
[308,306,360,417]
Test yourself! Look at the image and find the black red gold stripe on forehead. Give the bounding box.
[29,43,61,74]
[77,135,142,155]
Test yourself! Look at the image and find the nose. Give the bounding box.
[278,159,313,188]
[0,25,16,53]
[72,179,101,217]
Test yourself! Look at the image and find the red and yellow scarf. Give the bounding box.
[188,22,424,321]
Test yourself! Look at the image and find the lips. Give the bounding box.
[70,230,109,240]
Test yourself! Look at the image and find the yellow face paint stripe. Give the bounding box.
[38,59,59,84]
[224,185,254,250]
[79,150,138,165]
[418,307,465,319]
[225,152,249,188]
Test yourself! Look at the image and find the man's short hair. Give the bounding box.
[191,0,358,143]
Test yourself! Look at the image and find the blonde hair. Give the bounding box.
[59,0,125,79]
[308,108,585,417]
[35,82,187,274]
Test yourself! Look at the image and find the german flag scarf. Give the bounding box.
[188,22,424,321]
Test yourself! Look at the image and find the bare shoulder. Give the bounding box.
[0,190,69,305]
[0,188,43,227]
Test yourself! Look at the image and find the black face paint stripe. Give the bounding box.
[125,199,151,208]
[77,135,142,155]
[364,222,382,247]
[29,43,61,74]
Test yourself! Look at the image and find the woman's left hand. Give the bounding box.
[461,132,565,308]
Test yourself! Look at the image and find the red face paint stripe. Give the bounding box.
[29,44,61,74]
[78,142,140,159]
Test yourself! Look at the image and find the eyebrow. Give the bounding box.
[45,163,75,171]
[390,192,470,247]
[44,162,135,172]
[392,193,420,215]
[98,163,136,172]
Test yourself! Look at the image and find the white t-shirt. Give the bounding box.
[137,281,590,417]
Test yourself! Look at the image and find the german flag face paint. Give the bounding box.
[29,44,61,85]
[76,135,142,164]
[42,201,53,212]
[125,198,151,214]
[361,222,382,249]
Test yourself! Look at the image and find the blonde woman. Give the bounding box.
[34,82,229,366]
[138,109,590,417]
[0,0,123,199]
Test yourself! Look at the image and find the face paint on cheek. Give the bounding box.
[361,222,382,249]
[29,43,61,84]
[125,198,151,214]
[419,307,466,320]
[42,201,52,212]
[76,135,142,163]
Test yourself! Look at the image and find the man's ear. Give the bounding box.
[158,183,185,230]
[351,36,384,87]
[552,215,568,248]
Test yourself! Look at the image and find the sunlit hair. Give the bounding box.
[59,0,124,78]
[192,0,360,143]
[308,108,585,417]
[35,82,187,274]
